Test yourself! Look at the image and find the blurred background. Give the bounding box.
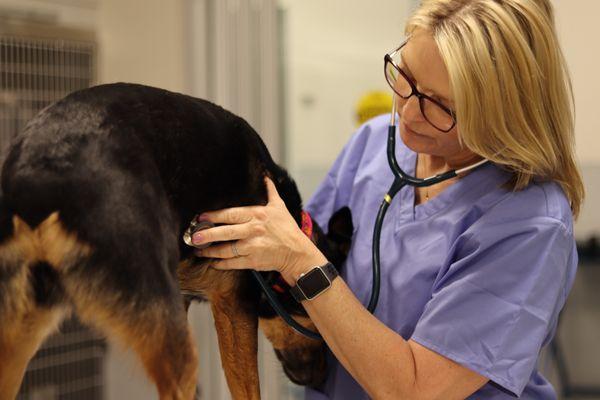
[0,0,597,399]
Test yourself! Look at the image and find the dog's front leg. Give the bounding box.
[210,294,260,400]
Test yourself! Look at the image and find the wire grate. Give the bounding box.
[0,35,96,159]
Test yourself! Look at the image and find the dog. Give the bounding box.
[0,83,353,400]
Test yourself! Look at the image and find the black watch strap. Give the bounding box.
[290,262,338,302]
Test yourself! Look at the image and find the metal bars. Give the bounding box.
[0,33,95,158]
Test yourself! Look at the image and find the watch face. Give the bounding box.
[298,268,331,299]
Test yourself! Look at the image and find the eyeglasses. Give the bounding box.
[384,40,457,132]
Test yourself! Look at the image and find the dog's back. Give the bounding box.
[2,82,280,247]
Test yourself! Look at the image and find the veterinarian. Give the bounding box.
[190,0,583,398]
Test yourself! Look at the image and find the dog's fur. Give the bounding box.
[0,83,353,399]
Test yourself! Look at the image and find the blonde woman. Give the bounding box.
[190,0,584,398]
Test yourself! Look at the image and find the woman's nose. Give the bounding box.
[399,95,424,123]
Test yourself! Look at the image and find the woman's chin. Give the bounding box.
[399,127,435,154]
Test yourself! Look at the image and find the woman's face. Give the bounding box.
[397,29,478,165]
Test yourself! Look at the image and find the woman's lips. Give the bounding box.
[401,122,427,137]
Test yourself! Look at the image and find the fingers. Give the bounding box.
[265,177,283,205]
[196,240,248,259]
[194,242,272,272]
[199,206,254,225]
[210,256,257,271]
[191,223,256,246]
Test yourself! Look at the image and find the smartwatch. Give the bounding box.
[290,262,338,302]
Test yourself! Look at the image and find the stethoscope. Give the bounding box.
[366,101,489,313]
[184,100,489,340]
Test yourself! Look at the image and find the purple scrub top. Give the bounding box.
[304,114,577,399]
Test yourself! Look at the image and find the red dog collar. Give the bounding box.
[300,210,313,239]
[271,275,289,293]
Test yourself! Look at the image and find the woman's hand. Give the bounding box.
[191,177,327,284]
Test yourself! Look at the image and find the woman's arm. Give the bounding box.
[193,178,488,399]
[289,267,488,399]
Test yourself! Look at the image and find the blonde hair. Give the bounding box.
[406,0,584,217]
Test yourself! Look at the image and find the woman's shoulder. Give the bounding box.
[343,113,413,162]
[348,113,389,148]
[447,174,577,289]
[474,172,574,235]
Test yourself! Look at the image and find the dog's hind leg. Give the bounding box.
[209,276,260,400]
[179,258,263,400]
[0,306,66,400]
[179,260,260,399]
[211,300,260,400]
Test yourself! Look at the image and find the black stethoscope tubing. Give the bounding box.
[239,102,488,340]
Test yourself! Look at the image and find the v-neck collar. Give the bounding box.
[393,149,511,226]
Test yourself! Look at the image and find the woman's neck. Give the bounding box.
[419,152,484,177]
[414,152,484,205]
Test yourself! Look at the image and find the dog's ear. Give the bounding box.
[326,207,353,260]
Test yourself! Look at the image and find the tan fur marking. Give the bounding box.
[133,317,198,400]
[211,295,260,400]
[7,213,91,269]
[179,259,262,399]
[177,258,239,300]
[259,315,321,350]
[0,307,67,400]
[0,256,32,327]
[0,212,91,399]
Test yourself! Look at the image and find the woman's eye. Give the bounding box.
[400,64,412,77]
[432,95,449,107]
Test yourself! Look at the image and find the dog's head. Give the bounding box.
[258,206,353,388]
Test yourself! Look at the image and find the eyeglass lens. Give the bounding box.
[385,58,454,132]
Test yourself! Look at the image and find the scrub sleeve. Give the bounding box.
[410,212,575,396]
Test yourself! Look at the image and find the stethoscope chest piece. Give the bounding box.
[183,217,215,249]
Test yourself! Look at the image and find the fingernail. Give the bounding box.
[192,232,203,245]
[194,249,203,257]
[197,213,209,221]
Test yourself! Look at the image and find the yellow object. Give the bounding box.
[355,91,393,126]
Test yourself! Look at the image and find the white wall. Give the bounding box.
[553,0,600,239]
[553,0,600,166]
[97,0,186,92]
[280,0,416,200]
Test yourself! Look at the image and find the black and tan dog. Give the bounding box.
[0,83,353,399]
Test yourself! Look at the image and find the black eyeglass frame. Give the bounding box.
[384,40,457,133]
